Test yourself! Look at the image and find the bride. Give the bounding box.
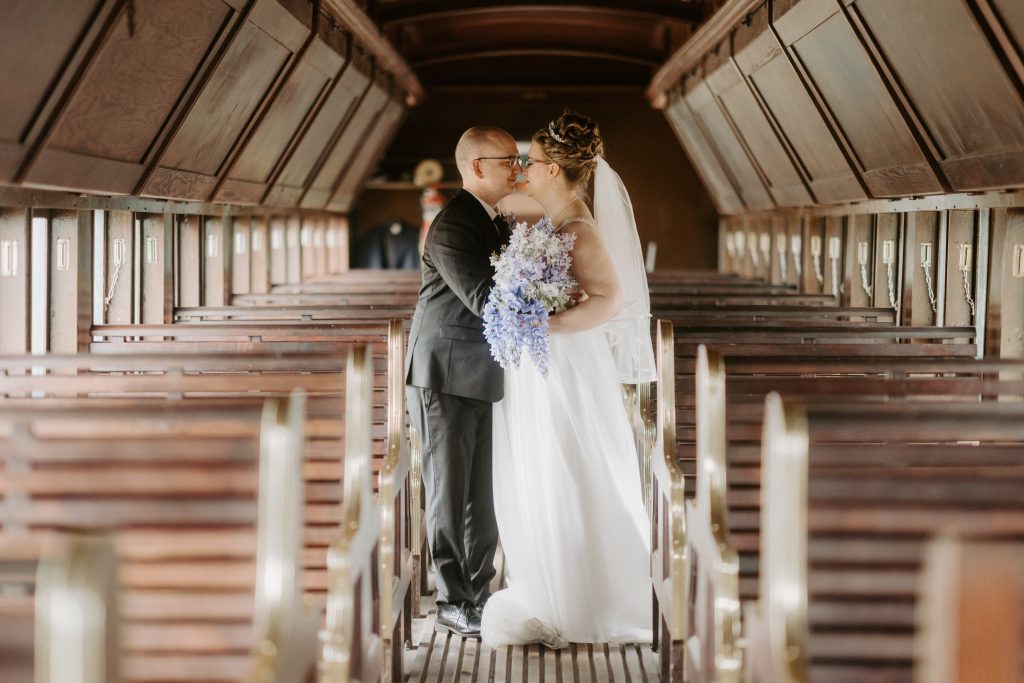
[481,111,655,647]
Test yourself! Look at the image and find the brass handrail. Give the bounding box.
[759,393,808,683]
[34,533,121,683]
[378,319,415,676]
[692,345,741,681]
[652,320,688,636]
[249,390,319,683]
[320,345,383,683]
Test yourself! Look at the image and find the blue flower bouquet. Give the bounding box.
[483,217,578,377]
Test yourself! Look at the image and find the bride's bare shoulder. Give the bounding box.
[555,216,599,237]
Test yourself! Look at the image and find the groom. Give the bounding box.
[405,126,519,637]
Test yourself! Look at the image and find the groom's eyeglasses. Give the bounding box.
[474,155,521,169]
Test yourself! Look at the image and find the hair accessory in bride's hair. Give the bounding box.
[547,122,567,144]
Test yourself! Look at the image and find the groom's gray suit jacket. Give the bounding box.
[405,189,510,401]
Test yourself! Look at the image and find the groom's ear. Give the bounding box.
[471,159,485,180]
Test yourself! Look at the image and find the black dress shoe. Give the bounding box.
[435,602,480,638]
[466,604,482,633]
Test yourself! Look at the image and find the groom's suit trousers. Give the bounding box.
[407,385,498,606]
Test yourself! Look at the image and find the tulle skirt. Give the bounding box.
[481,328,653,645]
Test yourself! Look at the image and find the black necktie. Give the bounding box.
[493,214,505,238]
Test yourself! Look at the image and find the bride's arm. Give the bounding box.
[548,222,623,333]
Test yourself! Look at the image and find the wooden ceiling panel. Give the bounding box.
[776,1,943,198]
[301,78,393,209]
[851,0,1024,191]
[377,1,701,88]
[265,54,373,207]
[0,0,106,184]
[664,89,744,214]
[328,99,407,212]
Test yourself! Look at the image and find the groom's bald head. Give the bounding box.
[455,127,516,175]
[455,126,519,205]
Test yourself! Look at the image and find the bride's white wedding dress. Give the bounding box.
[481,324,653,645]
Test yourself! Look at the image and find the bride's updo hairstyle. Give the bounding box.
[534,110,604,190]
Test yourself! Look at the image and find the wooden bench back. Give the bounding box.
[917,538,1024,683]
[320,344,382,683]
[0,533,122,683]
[1,401,264,682]
[753,397,1024,682]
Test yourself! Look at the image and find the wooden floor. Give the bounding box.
[403,606,661,682]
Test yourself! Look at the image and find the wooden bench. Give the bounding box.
[0,398,295,682]
[744,397,1024,682]
[680,346,1024,682]
[917,537,1024,683]
[650,317,981,681]
[176,305,413,323]
[0,532,121,683]
[90,323,392,355]
[319,344,383,683]
[1,327,420,680]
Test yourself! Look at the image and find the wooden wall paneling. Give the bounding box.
[328,216,350,273]
[731,218,751,278]
[664,89,744,215]
[0,0,111,182]
[141,0,309,201]
[264,51,373,207]
[769,214,787,284]
[974,208,991,359]
[935,210,951,326]
[902,211,940,327]
[845,214,873,307]
[732,6,866,204]
[103,210,134,324]
[716,3,814,207]
[822,215,845,300]
[76,210,96,349]
[985,209,1007,358]
[991,208,1024,360]
[0,209,31,353]
[300,219,316,280]
[872,213,902,312]
[801,216,826,294]
[847,0,1024,189]
[326,218,340,274]
[300,74,391,209]
[29,211,48,354]
[138,214,169,324]
[785,214,803,289]
[743,218,761,280]
[684,77,775,211]
[213,1,337,204]
[315,218,328,277]
[944,210,979,328]
[285,216,302,283]
[774,0,945,197]
[269,217,288,284]
[20,0,234,195]
[47,210,80,353]
[250,217,270,293]
[327,97,407,212]
[203,217,228,305]
[756,217,774,282]
[720,219,736,274]
[233,220,252,295]
[177,215,201,307]
[997,209,1024,359]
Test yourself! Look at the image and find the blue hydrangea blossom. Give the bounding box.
[483,217,578,377]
